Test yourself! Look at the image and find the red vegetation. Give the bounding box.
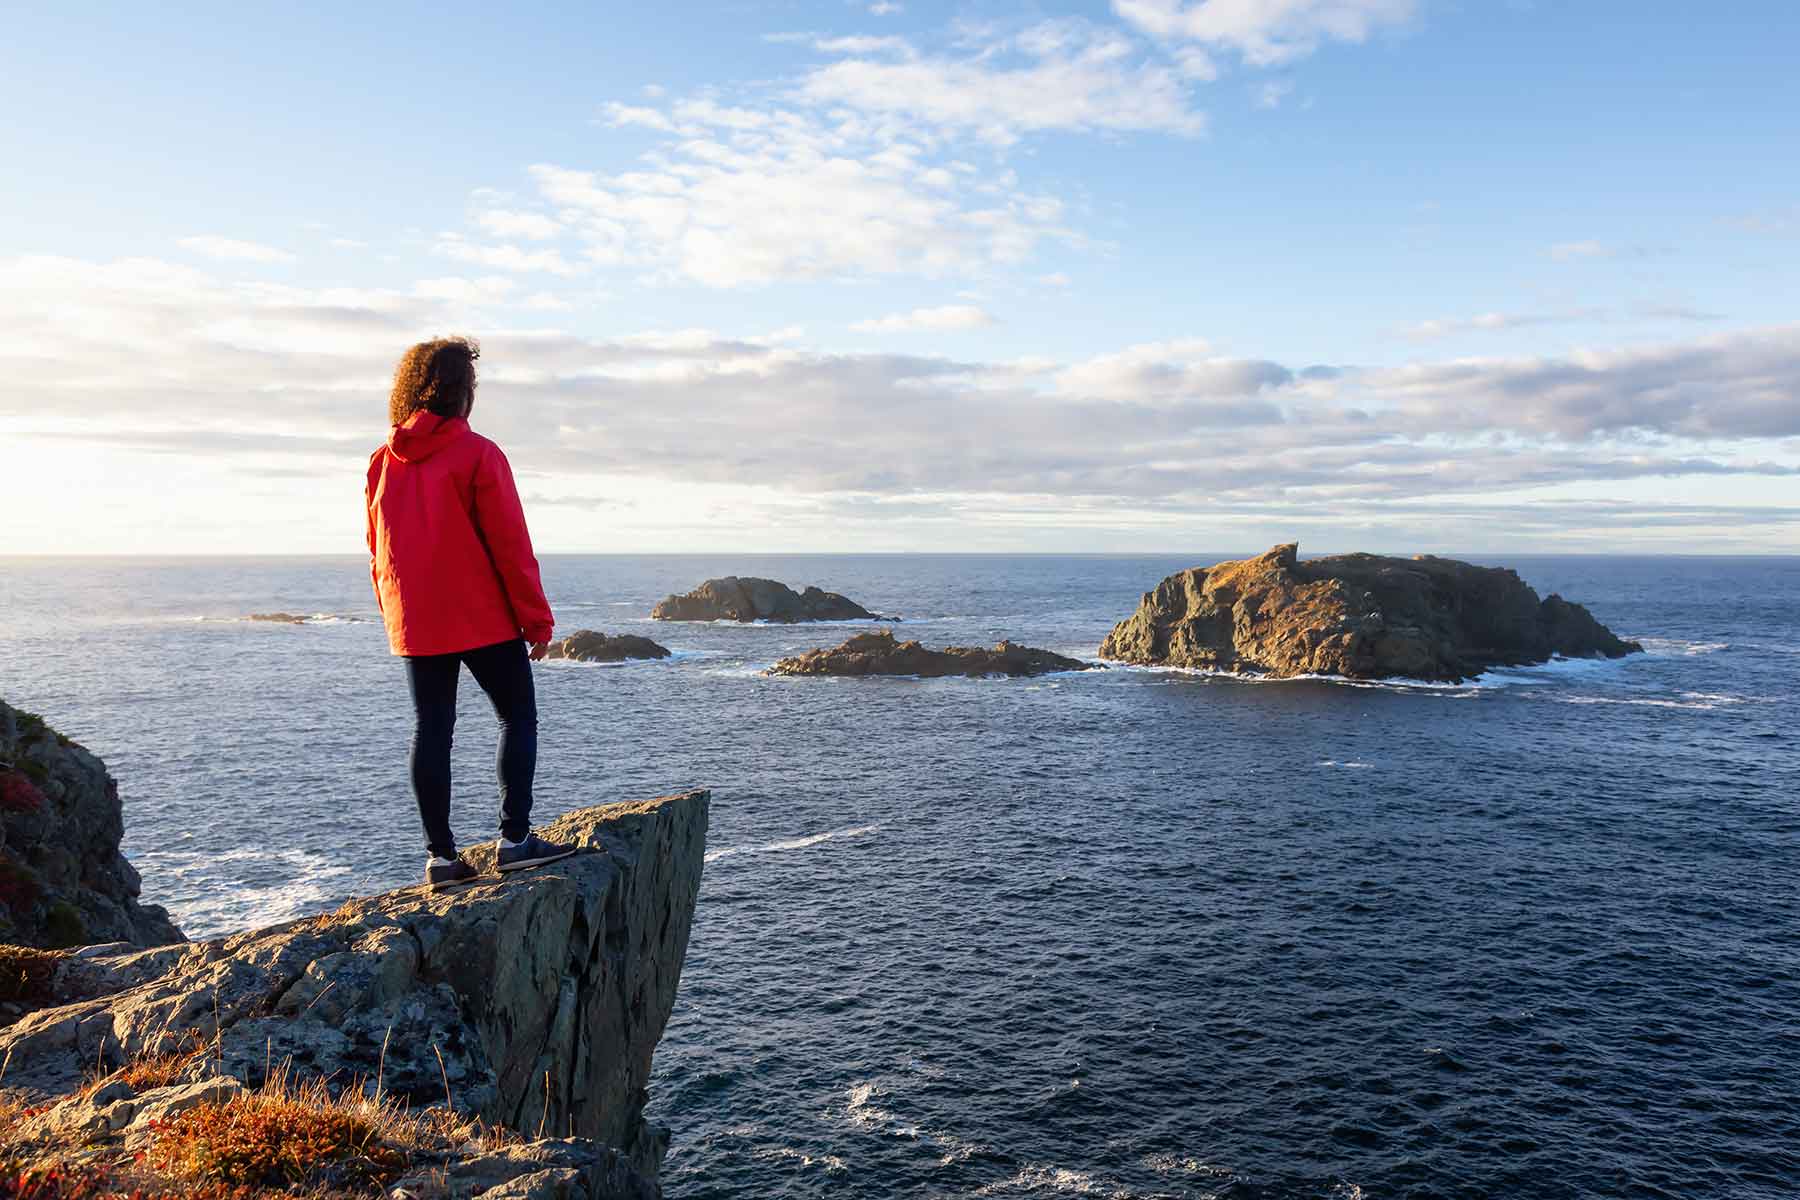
[0,773,43,815]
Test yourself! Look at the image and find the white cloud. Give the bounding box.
[8,255,1794,549]
[177,236,296,264]
[1397,310,1603,340]
[1549,240,1610,260]
[474,210,562,241]
[411,275,517,305]
[434,236,582,276]
[852,304,997,332]
[797,20,1206,144]
[1255,79,1294,108]
[1114,0,1417,67]
[869,1,903,14]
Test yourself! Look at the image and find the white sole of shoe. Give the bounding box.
[496,848,577,873]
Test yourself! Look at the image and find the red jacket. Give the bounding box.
[365,412,555,656]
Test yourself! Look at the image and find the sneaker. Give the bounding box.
[496,833,578,873]
[426,855,479,891]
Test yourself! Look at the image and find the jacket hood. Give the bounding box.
[387,412,469,463]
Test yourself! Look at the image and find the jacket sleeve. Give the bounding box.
[471,443,555,644]
[364,456,384,617]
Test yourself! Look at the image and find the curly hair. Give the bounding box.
[389,337,480,425]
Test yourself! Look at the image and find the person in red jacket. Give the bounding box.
[366,337,575,890]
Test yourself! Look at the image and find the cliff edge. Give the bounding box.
[1099,543,1642,682]
[0,698,184,951]
[0,789,709,1196]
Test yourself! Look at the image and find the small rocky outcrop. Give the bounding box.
[247,612,310,624]
[546,632,672,663]
[769,629,1094,678]
[0,699,183,951]
[1099,543,1643,682]
[651,577,890,623]
[0,790,710,1196]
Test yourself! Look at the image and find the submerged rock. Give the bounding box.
[1099,543,1643,682]
[246,612,310,624]
[651,577,889,623]
[769,629,1094,678]
[0,699,183,951]
[547,631,673,662]
[0,790,710,1191]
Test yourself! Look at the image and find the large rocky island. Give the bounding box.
[0,699,709,1200]
[770,629,1094,678]
[1100,543,1642,682]
[651,577,889,623]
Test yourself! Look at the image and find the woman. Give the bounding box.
[366,336,574,890]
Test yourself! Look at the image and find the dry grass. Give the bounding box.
[0,947,60,1006]
[146,1072,404,1190]
[79,1031,210,1100]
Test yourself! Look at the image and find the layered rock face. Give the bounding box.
[0,790,710,1191]
[0,699,183,950]
[1099,543,1642,682]
[770,629,1094,678]
[547,631,673,663]
[651,577,885,623]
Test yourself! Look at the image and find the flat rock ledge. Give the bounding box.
[1099,542,1643,683]
[547,631,672,663]
[0,790,709,1198]
[769,629,1095,678]
[651,576,893,623]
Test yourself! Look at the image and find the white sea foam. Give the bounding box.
[842,1081,990,1167]
[753,1145,849,1175]
[541,649,700,670]
[706,824,883,864]
[1636,637,1729,656]
[974,1165,1136,1196]
[1317,760,1376,769]
[1547,694,1731,711]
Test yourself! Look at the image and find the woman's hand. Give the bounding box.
[529,641,550,662]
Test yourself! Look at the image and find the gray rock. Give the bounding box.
[651,577,888,623]
[0,791,708,1191]
[0,699,184,950]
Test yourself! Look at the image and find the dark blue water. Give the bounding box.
[2,554,1797,1198]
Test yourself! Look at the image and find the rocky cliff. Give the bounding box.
[1099,543,1642,682]
[651,576,886,623]
[769,629,1094,678]
[0,790,709,1198]
[0,699,184,950]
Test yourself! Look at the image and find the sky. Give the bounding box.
[2,0,1797,555]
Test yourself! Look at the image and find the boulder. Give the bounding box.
[1099,543,1643,682]
[651,577,890,623]
[0,699,183,950]
[0,790,710,1190]
[769,629,1094,678]
[546,632,672,663]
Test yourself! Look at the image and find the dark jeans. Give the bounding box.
[405,638,537,858]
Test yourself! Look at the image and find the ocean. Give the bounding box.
[1,553,1796,1198]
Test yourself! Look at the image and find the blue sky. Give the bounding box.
[2,1,1796,553]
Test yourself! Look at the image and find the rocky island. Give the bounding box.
[547,631,673,663]
[770,629,1094,678]
[1099,543,1642,682]
[651,577,890,623]
[0,699,709,1200]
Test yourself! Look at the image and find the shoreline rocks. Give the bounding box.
[651,577,892,623]
[769,629,1094,678]
[547,631,673,662]
[1099,543,1643,682]
[0,700,183,952]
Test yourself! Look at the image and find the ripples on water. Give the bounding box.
[2,554,1797,1198]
